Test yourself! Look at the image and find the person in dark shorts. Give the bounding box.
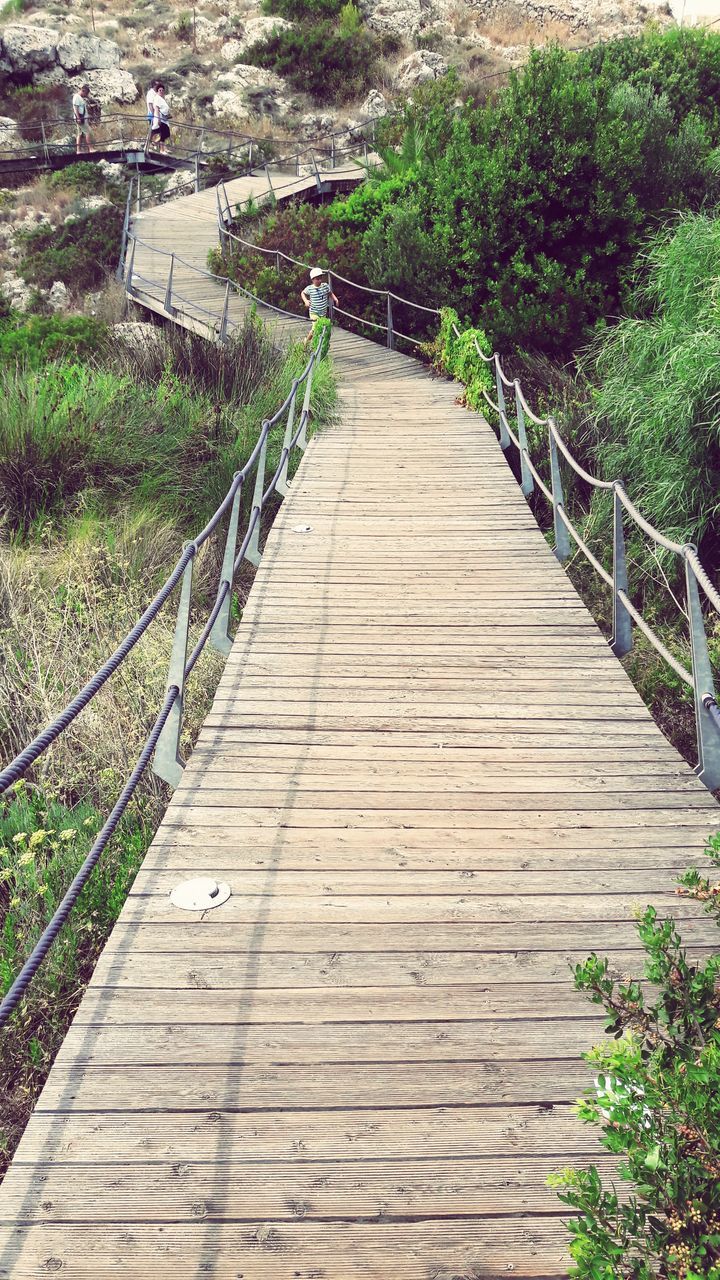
[72,84,93,155]
[151,83,171,153]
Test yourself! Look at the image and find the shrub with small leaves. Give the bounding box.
[551,841,720,1280]
[432,307,493,410]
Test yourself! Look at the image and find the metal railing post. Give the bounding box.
[248,139,254,170]
[194,152,200,193]
[209,482,242,655]
[164,253,175,313]
[548,420,570,562]
[218,280,231,343]
[276,382,298,497]
[136,171,142,213]
[610,486,632,658]
[298,358,315,450]
[40,120,49,166]
[153,553,194,788]
[328,270,335,321]
[514,380,533,497]
[386,294,394,350]
[331,135,336,169]
[245,429,268,567]
[685,553,720,789]
[275,249,281,275]
[495,359,510,451]
[125,235,136,295]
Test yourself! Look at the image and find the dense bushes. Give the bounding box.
[245,20,391,102]
[551,840,720,1280]
[286,29,720,356]
[0,314,105,367]
[17,204,124,292]
[432,308,492,410]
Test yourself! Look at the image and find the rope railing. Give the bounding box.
[217,179,441,351]
[455,315,720,790]
[0,327,324,1031]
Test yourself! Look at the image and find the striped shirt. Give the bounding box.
[305,282,330,316]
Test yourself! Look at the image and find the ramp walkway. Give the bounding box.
[0,157,718,1278]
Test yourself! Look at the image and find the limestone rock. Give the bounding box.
[221,16,293,59]
[211,90,251,125]
[48,280,69,311]
[395,49,448,90]
[1,270,33,312]
[0,23,59,72]
[112,321,160,350]
[56,32,121,74]
[360,0,439,38]
[300,111,337,138]
[359,89,387,120]
[0,117,20,149]
[68,68,139,106]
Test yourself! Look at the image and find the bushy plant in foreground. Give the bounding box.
[0,314,106,368]
[432,307,493,410]
[552,841,720,1279]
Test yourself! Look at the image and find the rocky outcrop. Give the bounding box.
[0,23,59,73]
[213,63,292,121]
[221,17,293,61]
[359,89,387,119]
[360,0,440,38]
[395,50,448,90]
[68,68,138,106]
[56,32,121,74]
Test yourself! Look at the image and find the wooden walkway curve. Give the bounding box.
[0,163,718,1278]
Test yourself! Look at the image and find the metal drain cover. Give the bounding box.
[170,877,231,911]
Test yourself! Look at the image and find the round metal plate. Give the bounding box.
[169,877,231,912]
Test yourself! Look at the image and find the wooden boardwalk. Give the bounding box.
[0,165,718,1278]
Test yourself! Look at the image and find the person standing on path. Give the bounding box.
[72,84,93,155]
[145,80,160,135]
[151,84,171,154]
[301,267,338,347]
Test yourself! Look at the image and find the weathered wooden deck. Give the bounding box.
[0,165,718,1278]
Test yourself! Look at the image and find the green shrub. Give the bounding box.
[48,162,125,205]
[245,22,380,102]
[432,307,492,410]
[338,0,361,36]
[551,836,720,1280]
[0,315,106,368]
[261,0,343,21]
[17,205,124,293]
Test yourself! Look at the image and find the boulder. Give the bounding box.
[300,111,337,138]
[0,117,20,149]
[210,90,251,125]
[48,280,69,311]
[214,63,292,119]
[56,32,121,73]
[360,0,439,37]
[0,23,59,73]
[359,89,387,120]
[395,49,448,90]
[68,68,139,106]
[112,321,160,350]
[1,270,33,313]
[221,16,293,58]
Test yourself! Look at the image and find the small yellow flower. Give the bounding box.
[18,850,34,867]
[10,896,20,907]
[59,829,77,842]
[12,832,27,845]
[37,884,48,896]
[28,830,47,849]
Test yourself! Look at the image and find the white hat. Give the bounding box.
[309,267,324,279]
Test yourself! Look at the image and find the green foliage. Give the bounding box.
[0,0,29,16]
[552,845,720,1279]
[261,0,343,20]
[0,314,106,368]
[432,308,492,410]
[338,0,361,37]
[175,9,194,40]
[587,213,720,562]
[313,315,331,357]
[245,20,393,103]
[16,205,124,293]
[47,162,125,205]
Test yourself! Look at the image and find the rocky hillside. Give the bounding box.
[0,0,675,145]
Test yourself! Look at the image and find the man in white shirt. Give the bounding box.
[72,84,93,155]
[146,80,159,131]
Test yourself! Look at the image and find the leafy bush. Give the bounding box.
[261,0,343,20]
[586,213,720,565]
[245,22,382,102]
[17,204,124,293]
[0,314,106,368]
[551,836,720,1280]
[48,162,125,205]
[432,307,492,410]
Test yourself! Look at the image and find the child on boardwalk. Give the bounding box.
[301,267,338,347]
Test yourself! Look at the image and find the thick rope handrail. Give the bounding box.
[0,684,179,1029]
[556,505,613,588]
